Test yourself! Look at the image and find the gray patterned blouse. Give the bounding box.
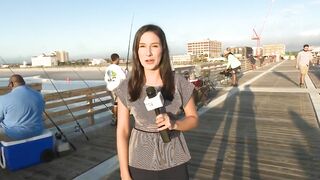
[115,74,195,171]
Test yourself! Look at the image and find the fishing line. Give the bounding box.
[0,56,77,150]
[40,66,89,140]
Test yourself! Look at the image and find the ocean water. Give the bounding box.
[0,76,112,125]
[0,76,105,94]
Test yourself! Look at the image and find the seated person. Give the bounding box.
[0,74,45,141]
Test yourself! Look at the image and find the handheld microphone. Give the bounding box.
[145,86,171,143]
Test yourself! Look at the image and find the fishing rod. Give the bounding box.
[40,66,89,141]
[94,14,134,76]
[96,63,106,77]
[88,15,135,112]
[69,67,113,111]
[125,14,134,73]
[44,111,76,151]
[0,56,77,150]
[0,56,15,74]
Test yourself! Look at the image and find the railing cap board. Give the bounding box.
[44,85,107,101]
[0,83,42,95]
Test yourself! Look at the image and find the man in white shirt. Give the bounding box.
[296,44,313,88]
[224,50,241,87]
[104,53,126,126]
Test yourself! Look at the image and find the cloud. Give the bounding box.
[281,5,304,18]
[299,28,320,36]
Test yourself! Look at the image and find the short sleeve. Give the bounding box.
[176,74,195,107]
[114,79,129,108]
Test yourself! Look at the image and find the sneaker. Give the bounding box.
[299,83,305,88]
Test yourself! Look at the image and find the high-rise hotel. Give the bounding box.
[55,51,69,63]
[187,39,222,58]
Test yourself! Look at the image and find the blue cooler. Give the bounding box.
[0,130,54,171]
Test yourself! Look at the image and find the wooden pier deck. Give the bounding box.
[1,60,320,180]
[105,60,320,180]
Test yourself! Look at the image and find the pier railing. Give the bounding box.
[43,85,112,128]
[0,83,113,128]
[0,83,42,95]
[174,58,266,85]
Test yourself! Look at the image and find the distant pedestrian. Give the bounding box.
[104,53,126,126]
[224,50,241,87]
[0,74,45,141]
[296,44,313,88]
[248,54,256,70]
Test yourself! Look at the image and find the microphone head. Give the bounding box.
[146,86,157,98]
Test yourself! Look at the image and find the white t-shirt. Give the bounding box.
[226,54,241,69]
[297,51,313,67]
[104,64,126,91]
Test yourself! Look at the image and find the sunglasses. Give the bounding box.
[7,81,13,87]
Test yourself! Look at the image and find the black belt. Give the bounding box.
[133,127,158,133]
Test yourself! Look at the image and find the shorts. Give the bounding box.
[0,127,11,141]
[109,91,118,105]
[299,65,309,75]
[129,162,189,180]
[231,66,241,74]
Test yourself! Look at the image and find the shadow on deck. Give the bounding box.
[0,120,117,180]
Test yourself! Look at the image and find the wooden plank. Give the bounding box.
[45,93,112,109]
[0,83,42,95]
[44,108,108,127]
[44,85,107,101]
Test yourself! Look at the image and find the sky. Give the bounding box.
[1,0,320,63]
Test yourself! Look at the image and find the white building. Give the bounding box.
[311,46,320,57]
[262,44,286,57]
[55,51,69,62]
[187,39,222,58]
[90,58,105,66]
[31,54,58,67]
[172,54,195,65]
[19,61,29,68]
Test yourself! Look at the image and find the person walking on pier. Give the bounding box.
[115,24,198,180]
[224,49,241,87]
[296,44,313,88]
[104,53,126,126]
[0,74,44,141]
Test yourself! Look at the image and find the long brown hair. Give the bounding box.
[128,24,174,102]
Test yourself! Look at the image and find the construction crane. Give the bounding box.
[251,0,275,57]
[251,28,261,56]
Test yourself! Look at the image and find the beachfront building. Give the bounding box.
[172,54,195,65]
[19,61,29,68]
[31,53,58,67]
[311,46,320,65]
[262,44,286,57]
[187,39,222,59]
[55,51,69,63]
[90,58,105,66]
[311,46,320,57]
[252,47,263,57]
[227,46,253,59]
